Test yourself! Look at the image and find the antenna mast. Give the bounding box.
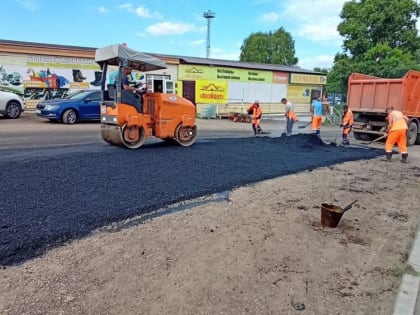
[203,10,216,58]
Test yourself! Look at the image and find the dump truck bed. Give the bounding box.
[347,70,420,117]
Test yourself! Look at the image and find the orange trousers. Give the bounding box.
[343,126,352,136]
[385,129,407,154]
[311,116,322,134]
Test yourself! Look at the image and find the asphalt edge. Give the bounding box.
[393,223,420,315]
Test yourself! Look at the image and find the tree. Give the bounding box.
[313,67,329,74]
[338,0,420,56]
[239,28,298,66]
[326,54,353,93]
[327,0,420,94]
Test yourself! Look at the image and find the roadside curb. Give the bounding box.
[393,224,420,315]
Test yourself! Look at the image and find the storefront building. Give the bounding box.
[175,57,326,115]
[0,39,326,114]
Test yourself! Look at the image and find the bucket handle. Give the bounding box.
[342,200,358,213]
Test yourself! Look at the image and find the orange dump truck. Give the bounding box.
[348,70,420,145]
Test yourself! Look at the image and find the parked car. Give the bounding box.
[0,90,25,119]
[36,89,101,124]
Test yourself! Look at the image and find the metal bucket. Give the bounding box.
[321,203,343,228]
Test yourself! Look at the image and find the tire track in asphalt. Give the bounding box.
[0,135,382,266]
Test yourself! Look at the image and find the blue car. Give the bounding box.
[36,89,101,124]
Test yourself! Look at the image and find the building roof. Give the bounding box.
[152,53,322,74]
[0,39,97,52]
[0,39,325,75]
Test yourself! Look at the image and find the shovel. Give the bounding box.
[341,200,358,213]
[298,122,312,129]
[361,134,387,145]
[281,117,287,136]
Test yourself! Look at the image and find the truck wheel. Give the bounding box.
[175,123,197,147]
[120,124,145,149]
[416,133,420,145]
[353,132,362,140]
[407,121,418,146]
[353,132,374,141]
[5,101,22,119]
[62,109,78,124]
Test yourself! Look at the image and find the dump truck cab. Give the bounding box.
[95,44,197,149]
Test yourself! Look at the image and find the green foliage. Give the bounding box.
[313,67,329,74]
[338,0,420,55]
[358,43,417,77]
[327,0,420,95]
[326,54,353,93]
[239,28,298,66]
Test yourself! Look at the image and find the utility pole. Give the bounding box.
[203,10,216,59]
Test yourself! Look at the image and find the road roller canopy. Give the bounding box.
[95,44,167,72]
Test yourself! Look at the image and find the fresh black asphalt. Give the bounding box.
[0,134,383,266]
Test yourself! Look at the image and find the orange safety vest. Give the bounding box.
[248,103,262,119]
[342,110,353,127]
[388,110,408,131]
[286,111,298,122]
[285,104,298,122]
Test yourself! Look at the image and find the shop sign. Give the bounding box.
[179,65,272,83]
[70,82,90,89]
[290,73,327,85]
[272,71,289,84]
[195,80,227,104]
[27,55,99,69]
[286,85,312,103]
[179,65,210,80]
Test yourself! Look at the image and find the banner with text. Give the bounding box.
[289,73,327,85]
[179,65,272,83]
[195,80,227,104]
[272,71,289,84]
[286,85,313,104]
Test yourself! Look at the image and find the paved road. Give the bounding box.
[0,113,344,158]
[0,113,404,266]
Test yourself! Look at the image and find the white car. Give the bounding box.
[0,91,25,119]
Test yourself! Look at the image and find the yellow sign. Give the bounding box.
[286,85,312,103]
[196,80,227,104]
[175,80,183,96]
[179,65,272,83]
[23,80,46,88]
[290,73,327,85]
[70,82,89,89]
[179,65,211,80]
[24,99,41,109]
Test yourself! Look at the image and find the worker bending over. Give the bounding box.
[383,106,409,163]
[248,100,263,135]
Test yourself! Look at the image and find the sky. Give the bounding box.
[0,0,358,70]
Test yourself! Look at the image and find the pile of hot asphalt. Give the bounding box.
[0,134,382,265]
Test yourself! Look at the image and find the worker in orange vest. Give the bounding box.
[247,100,263,135]
[340,105,353,145]
[282,98,298,136]
[383,106,409,163]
